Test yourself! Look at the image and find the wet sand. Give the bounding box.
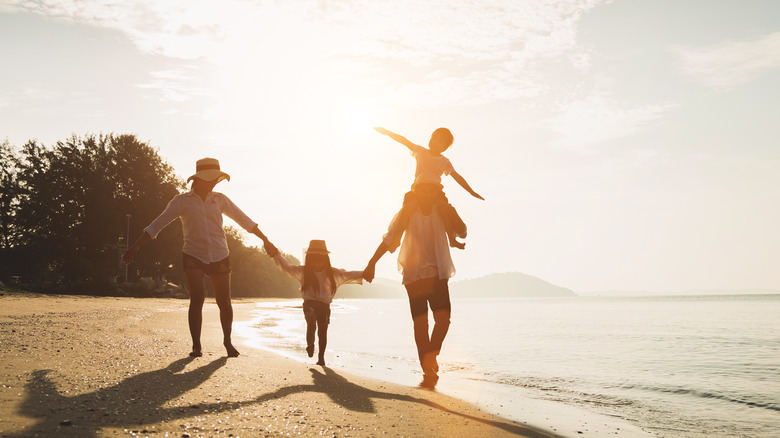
[0,291,561,437]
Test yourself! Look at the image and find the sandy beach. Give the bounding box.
[0,291,562,438]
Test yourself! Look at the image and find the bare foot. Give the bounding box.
[225,343,240,357]
[189,349,203,357]
[316,357,325,366]
[422,352,439,375]
[306,345,315,358]
[419,373,439,390]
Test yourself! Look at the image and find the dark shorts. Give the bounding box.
[405,277,451,319]
[303,299,331,325]
[182,253,231,276]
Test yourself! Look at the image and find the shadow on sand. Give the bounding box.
[9,359,552,437]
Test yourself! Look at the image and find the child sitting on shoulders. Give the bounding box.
[265,239,367,366]
[374,126,484,250]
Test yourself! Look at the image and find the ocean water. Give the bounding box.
[235,295,780,437]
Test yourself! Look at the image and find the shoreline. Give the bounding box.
[1,292,562,437]
[234,299,653,438]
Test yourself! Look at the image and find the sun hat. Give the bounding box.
[187,157,230,183]
[305,240,330,255]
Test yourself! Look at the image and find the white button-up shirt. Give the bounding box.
[144,190,258,264]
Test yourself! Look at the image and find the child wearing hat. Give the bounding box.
[265,240,366,366]
[124,157,273,358]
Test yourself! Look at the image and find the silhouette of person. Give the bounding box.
[374,126,483,249]
[364,183,462,387]
[123,157,273,358]
[264,239,369,366]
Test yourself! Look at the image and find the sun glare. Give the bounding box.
[325,100,383,147]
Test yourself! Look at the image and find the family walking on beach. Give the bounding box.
[123,127,483,387]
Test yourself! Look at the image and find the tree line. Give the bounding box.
[0,134,299,298]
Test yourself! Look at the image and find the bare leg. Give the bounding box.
[429,308,451,372]
[184,269,206,357]
[211,272,239,357]
[428,279,452,376]
[305,307,316,358]
[316,322,328,366]
[406,278,436,376]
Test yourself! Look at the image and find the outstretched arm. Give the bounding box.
[374,127,417,152]
[451,171,485,200]
[250,225,271,246]
[255,229,278,257]
[363,242,389,283]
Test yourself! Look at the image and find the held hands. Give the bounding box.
[362,263,376,283]
[263,240,279,258]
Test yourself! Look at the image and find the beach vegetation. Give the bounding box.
[0,134,299,298]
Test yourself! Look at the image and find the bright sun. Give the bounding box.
[325,100,383,147]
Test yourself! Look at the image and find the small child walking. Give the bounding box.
[265,240,366,366]
[374,127,483,250]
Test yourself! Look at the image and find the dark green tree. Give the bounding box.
[0,140,19,251]
[8,134,184,290]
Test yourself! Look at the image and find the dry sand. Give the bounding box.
[0,291,562,437]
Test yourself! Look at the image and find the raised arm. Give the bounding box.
[374,127,418,151]
[450,171,485,200]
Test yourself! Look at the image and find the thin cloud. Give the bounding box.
[135,67,218,103]
[675,31,780,89]
[547,91,675,152]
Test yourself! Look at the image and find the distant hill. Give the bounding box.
[450,272,576,298]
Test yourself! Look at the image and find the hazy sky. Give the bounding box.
[2,0,779,293]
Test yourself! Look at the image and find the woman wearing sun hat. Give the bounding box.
[123,157,273,358]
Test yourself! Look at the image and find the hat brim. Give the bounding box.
[187,170,230,183]
[305,249,330,255]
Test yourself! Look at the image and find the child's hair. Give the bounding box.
[302,253,336,294]
[431,127,454,148]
